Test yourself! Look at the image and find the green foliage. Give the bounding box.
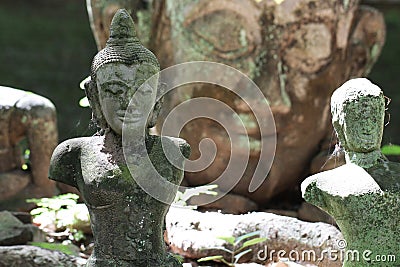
[172,253,184,264]
[381,144,400,155]
[27,193,79,211]
[27,193,89,242]
[197,231,267,266]
[28,242,80,256]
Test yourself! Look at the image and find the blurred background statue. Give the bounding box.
[0,86,58,211]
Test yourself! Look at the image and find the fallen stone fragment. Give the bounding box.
[0,211,32,245]
[0,245,86,267]
[166,207,343,267]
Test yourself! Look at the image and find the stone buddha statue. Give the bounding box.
[302,78,400,267]
[0,87,58,210]
[49,9,189,266]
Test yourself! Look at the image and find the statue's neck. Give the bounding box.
[104,129,122,144]
[345,149,383,168]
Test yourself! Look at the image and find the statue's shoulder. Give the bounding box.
[157,135,191,159]
[302,163,382,198]
[56,137,89,152]
[52,136,103,159]
[148,135,190,159]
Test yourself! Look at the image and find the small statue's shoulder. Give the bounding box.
[302,163,382,198]
[50,137,96,187]
[54,137,91,155]
[162,136,191,159]
[150,135,191,159]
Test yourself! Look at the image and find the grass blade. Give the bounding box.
[198,255,224,262]
[234,248,252,263]
[241,237,267,249]
[234,230,261,246]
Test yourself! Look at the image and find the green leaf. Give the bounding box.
[205,246,233,254]
[234,248,252,264]
[241,237,267,249]
[381,145,400,155]
[172,253,184,263]
[197,255,225,262]
[30,207,49,216]
[234,230,261,246]
[217,236,235,245]
[57,193,79,201]
[72,230,85,242]
[28,242,80,256]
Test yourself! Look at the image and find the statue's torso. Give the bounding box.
[74,135,181,264]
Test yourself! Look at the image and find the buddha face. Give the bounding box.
[96,63,157,135]
[340,96,385,153]
[150,0,385,203]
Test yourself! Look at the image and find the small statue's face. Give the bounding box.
[341,96,385,152]
[96,63,157,135]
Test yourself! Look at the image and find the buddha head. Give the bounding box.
[331,78,385,153]
[150,0,386,204]
[86,9,160,135]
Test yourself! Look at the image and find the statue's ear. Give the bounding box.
[79,76,92,91]
[147,97,164,128]
[347,6,385,77]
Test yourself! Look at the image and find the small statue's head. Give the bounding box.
[85,9,161,135]
[331,78,385,153]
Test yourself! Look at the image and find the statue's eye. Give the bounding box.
[103,81,127,95]
[184,9,257,60]
[137,83,154,95]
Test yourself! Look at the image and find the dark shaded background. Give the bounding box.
[0,0,399,144]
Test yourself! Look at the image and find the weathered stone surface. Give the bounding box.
[11,211,32,224]
[302,78,400,267]
[0,211,32,245]
[297,202,335,225]
[49,10,189,267]
[0,86,58,211]
[0,245,86,267]
[0,170,30,201]
[188,191,258,214]
[166,207,343,267]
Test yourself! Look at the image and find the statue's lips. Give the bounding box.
[117,111,143,123]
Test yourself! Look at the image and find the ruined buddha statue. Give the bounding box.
[0,87,57,210]
[49,9,189,266]
[302,78,400,267]
[150,0,386,205]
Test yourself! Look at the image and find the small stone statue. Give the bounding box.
[302,78,400,267]
[49,9,189,266]
[0,87,58,210]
